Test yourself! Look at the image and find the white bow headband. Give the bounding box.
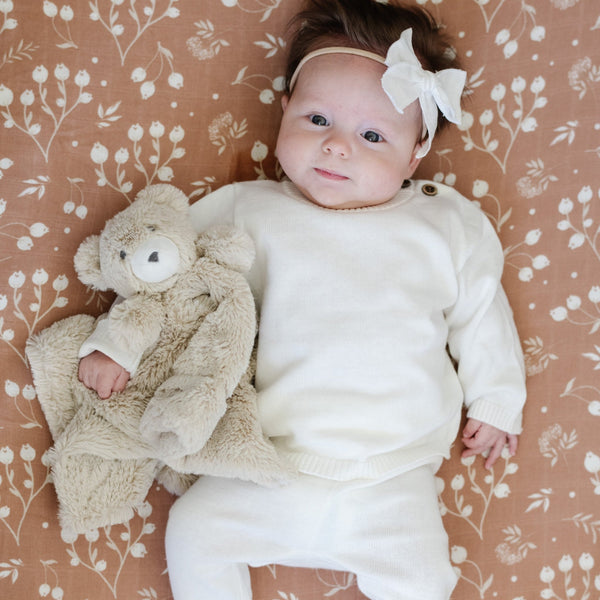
[288,28,466,158]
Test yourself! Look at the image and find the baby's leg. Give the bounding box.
[165,473,354,600]
[326,465,457,600]
[165,476,295,600]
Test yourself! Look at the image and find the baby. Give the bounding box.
[78,0,527,598]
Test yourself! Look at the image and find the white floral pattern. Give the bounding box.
[0,0,599,598]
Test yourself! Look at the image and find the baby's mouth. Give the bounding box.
[314,167,349,181]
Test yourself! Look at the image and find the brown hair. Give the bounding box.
[284,0,463,131]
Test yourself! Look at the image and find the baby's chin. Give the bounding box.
[305,193,394,210]
[291,175,400,210]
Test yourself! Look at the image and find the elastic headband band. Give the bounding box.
[289,46,386,92]
[287,29,467,158]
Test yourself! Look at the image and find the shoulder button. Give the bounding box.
[421,183,438,196]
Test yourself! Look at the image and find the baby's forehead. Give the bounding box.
[292,53,388,108]
[297,52,387,86]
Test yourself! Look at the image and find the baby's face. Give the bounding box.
[276,53,424,210]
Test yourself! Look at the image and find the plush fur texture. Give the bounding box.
[26,184,291,535]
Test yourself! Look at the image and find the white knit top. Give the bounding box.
[82,178,526,481]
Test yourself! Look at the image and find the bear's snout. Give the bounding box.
[130,236,181,283]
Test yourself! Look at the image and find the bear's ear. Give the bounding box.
[134,184,189,215]
[74,235,110,290]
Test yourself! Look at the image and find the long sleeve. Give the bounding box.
[78,297,144,375]
[444,211,526,434]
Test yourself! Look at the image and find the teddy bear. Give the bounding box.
[26,183,290,534]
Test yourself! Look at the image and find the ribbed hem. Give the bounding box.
[277,447,447,481]
[466,399,523,434]
[272,408,462,481]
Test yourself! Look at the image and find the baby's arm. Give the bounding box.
[77,298,146,399]
[78,350,130,400]
[461,418,518,470]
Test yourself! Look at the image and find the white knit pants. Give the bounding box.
[165,466,457,600]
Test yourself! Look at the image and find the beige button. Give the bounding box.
[421,183,438,196]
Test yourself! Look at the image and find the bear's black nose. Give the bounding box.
[149,251,159,262]
[119,250,127,260]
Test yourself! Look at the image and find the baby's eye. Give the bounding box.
[310,114,328,127]
[362,130,382,143]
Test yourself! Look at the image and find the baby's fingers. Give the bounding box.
[462,418,481,440]
[95,374,116,399]
[113,369,130,394]
[484,437,506,470]
[462,427,494,453]
[460,437,488,461]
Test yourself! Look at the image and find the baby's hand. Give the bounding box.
[461,418,518,470]
[78,350,130,400]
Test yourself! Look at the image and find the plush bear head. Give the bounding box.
[74,184,200,298]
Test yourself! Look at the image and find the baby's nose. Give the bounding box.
[322,132,350,157]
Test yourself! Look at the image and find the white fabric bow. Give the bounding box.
[381,28,466,158]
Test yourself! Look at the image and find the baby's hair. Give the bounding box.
[284,0,462,132]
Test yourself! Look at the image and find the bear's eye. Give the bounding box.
[146,225,156,232]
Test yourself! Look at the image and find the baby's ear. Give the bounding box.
[74,234,110,290]
[408,142,424,176]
